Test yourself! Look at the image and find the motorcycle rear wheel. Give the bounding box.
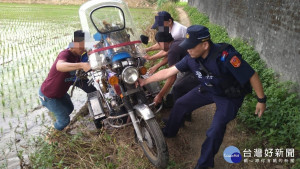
[138,118,169,169]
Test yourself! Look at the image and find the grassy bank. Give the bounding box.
[181,4,300,169]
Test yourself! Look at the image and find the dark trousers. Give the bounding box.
[163,87,244,168]
[172,72,200,102]
[39,80,96,130]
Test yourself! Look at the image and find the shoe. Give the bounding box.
[161,127,176,138]
[194,163,208,169]
[162,118,184,128]
[162,118,168,126]
[184,113,192,122]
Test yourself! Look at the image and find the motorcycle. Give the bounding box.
[78,0,169,168]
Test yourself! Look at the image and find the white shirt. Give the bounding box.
[170,21,187,40]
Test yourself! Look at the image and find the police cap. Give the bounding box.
[179,25,210,50]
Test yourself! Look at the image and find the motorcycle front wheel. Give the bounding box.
[138,118,169,169]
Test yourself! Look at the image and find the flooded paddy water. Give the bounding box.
[0,3,153,168]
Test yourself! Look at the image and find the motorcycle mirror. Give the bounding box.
[140,35,149,45]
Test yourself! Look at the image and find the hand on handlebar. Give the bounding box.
[148,65,158,75]
[135,78,146,88]
[143,54,151,60]
[154,94,163,106]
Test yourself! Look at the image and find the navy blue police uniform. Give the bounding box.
[162,25,255,168]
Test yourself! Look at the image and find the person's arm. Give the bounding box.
[249,72,266,118]
[56,60,91,72]
[144,50,168,60]
[149,57,168,75]
[153,74,177,104]
[138,66,179,86]
[145,43,160,52]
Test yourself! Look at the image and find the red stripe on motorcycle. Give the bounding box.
[88,40,142,55]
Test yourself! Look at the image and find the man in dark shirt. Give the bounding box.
[39,30,94,131]
[150,32,199,105]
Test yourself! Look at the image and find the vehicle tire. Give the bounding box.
[138,118,169,169]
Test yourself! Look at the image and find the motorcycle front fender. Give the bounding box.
[133,104,155,121]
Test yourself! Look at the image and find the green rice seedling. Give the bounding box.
[0,127,3,135]
[42,111,45,121]
[17,114,20,123]
[19,90,23,97]
[12,69,16,78]
[13,83,17,90]
[24,122,28,131]
[10,107,14,117]
[15,91,18,98]
[1,99,5,107]
[9,121,12,129]
[17,101,21,109]
[25,109,28,117]
[2,112,5,120]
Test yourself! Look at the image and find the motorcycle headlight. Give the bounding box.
[121,66,139,84]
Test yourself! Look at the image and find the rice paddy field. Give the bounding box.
[0,3,154,168]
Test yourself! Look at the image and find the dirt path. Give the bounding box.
[176,7,191,27]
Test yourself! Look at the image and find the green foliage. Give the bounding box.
[29,130,152,168]
[145,0,157,4]
[157,0,179,8]
[29,137,56,169]
[157,2,179,22]
[182,4,300,166]
[176,2,188,6]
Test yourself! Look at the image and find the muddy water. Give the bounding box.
[0,89,87,168]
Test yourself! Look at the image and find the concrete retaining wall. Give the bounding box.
[188,0,300,89]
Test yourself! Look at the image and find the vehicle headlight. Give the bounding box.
[121,66,139,84]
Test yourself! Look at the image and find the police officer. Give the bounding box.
[138,25,266,169]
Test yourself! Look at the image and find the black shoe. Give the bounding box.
[162,118,168,126]
[184,113,192,122]
[163,118,184,128]
[194,163,208,169]
[161,127,176,138]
